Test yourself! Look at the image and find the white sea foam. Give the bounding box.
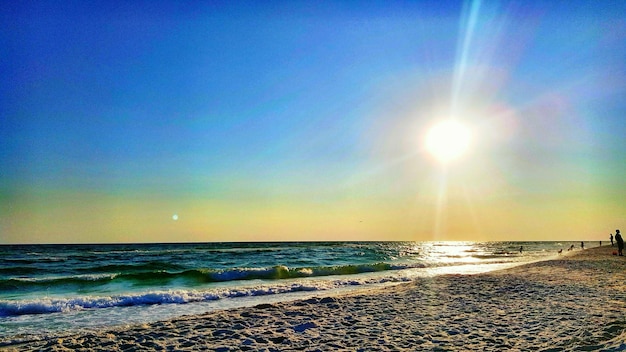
[0,260,528,320]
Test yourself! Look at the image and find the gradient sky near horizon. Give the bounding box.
[2,1,625,244]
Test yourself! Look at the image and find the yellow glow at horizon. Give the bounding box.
[425,120,472,163]
[3,179,622,244]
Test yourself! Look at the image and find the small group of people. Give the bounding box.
[610,229,624,256]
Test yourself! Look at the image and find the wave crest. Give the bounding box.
[0,262,424,293]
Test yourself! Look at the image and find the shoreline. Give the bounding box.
[4,245,626,351]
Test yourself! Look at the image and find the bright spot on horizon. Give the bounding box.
[172,214,179,221]
[425,120,472,164]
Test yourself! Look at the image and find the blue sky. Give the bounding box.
[1,1,625,243]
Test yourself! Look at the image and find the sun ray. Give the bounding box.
[451,0,483,116]
[433,168,448,240]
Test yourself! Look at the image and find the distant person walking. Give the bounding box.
[519,246,523,254]
[616,230,624,256]
[581,241,584,250]
[610,233,614,246]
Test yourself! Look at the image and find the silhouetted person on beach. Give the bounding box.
[610,233,614,246]
[581,241,584,250]
[614,231,622,254]
[519,246,523,254]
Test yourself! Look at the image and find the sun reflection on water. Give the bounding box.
[421,241,485,264]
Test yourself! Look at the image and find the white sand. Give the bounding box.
[4,246,626,351]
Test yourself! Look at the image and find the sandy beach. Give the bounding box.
[4,245,626,351]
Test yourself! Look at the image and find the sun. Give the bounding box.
[425,120,472,163]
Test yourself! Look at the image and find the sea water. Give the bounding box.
[0,241,593,344]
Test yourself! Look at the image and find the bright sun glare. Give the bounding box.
[425,120,472,163]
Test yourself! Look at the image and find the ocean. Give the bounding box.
[0,241,593,344]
